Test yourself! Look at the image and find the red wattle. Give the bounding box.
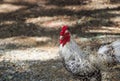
[60,35,70,46]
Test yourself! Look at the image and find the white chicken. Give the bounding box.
[59,26,102,81]
[97,40,120,71]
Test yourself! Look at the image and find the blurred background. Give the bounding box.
[0,0,120,81]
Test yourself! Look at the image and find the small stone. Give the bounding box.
[8,75,13,79]
[52,66,57,69]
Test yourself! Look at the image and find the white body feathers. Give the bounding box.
[59,25,119,80]
[59,37,120,80]
[59,39,100,78]
[97,40,120,70]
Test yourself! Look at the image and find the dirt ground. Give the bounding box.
[0,0,120,81]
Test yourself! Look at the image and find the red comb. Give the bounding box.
[61,25,68,31]
[60,25,68,35]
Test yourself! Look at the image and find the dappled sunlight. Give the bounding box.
[90,3,120,9]
[0,3,26,13]
[26,17,57,23]
[85,26,120,34]
[110,17,120,25]
[25,16,77,28]
[0,36,52,49]
[64,3,120,11]
[108,11,120,14]
[0,47,59,62]
[0,0,119,36]
[108,11,120,25]
[0,0,119,81]
[1,21,16,25]
[41,20,76,28]
[11,36,52,45]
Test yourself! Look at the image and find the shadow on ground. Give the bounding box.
[0,59,76,81]
[0,0,119,46]
[46,0,91,6]
[0,59,120,81]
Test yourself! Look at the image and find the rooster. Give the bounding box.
[59,26,102,81]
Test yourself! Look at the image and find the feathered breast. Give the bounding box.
[59,39,98,76]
